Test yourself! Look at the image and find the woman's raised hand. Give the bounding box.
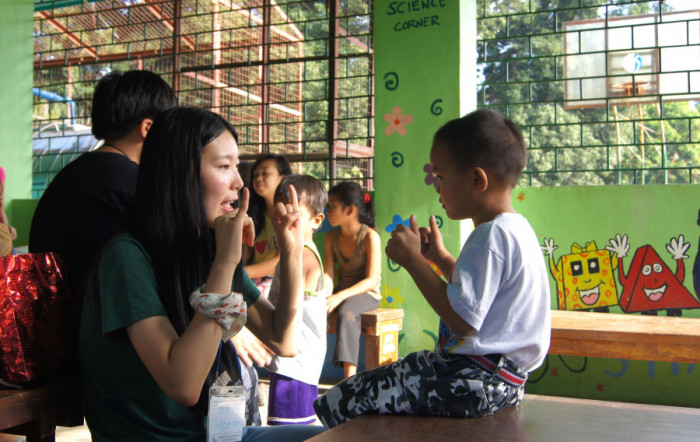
[213,187,255,267]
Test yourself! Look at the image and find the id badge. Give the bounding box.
[207,385,246,442]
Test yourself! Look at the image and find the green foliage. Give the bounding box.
[478,0,699,186]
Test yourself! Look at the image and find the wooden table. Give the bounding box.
[0,377,83,442]
[308,394,700,441]
[549,309,700,363]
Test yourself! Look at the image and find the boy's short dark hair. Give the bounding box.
[91,70,178,140]
[433,109,526,187]
[274,174,328,218]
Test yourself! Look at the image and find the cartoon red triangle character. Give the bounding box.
[606,234,700,315]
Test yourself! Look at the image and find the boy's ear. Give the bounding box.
[312,212,325,230]
[473,167,488,191]
[138,118,154,140]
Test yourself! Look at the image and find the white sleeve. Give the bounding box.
[447,237,505,331]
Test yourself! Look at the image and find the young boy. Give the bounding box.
[314,109,551,427]
[266,174,328,426]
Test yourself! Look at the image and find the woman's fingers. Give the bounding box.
[237,187,249,218]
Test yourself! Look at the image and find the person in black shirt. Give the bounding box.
[29,70,178,331]
[29,71,266,426]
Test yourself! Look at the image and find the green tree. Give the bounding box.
[477,0,699,186]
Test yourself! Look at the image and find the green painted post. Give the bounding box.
[373,0,476,355]
[0,0,34,246]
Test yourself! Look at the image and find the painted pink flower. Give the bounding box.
[384,106,413,136]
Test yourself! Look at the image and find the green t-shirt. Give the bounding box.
[79,235,260,442]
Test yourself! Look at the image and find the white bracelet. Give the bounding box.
[189,287,247,341]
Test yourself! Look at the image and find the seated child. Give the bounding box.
[324,181,382,379]
[266,174,328,426]
[314,108,551,427]
[245,154,292,298]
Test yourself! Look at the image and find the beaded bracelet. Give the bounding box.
[189,287,247,341]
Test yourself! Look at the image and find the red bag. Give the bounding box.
[0,252,71,385]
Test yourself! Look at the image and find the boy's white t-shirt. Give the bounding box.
[443,212,551,373]
[266,241,326,385]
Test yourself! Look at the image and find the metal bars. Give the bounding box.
[477,0,700,186]
[31,0,374,196]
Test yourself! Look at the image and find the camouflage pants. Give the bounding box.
[313,350,526,428]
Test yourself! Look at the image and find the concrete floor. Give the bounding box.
[4,380,326,441]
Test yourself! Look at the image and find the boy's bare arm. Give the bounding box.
[323,231,336,297]
[386,216,474,337]
[245,185,304,357]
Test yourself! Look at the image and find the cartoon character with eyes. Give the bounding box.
[606,234,700,316]
[542,239,619,311]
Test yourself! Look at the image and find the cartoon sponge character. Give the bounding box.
[607,234,700,315]
[542,239,619,311]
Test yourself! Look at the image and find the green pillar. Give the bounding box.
[0,0,34,244]
[374,0,477,355]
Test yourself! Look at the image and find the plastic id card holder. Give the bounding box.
[207,385,246,442]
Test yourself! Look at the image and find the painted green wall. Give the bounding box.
[371,1,700,408]
[0,0,34,246]
[517,184,700,407]
[8,0,698,407]
[373,0,476,355]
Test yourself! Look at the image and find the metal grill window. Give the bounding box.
[31,0,374,198]
[477,0,700,186]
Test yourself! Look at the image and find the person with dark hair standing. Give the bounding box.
[315,109,550,427]
[79,106,325,441]
[29,70,178,314]
[323,181,382,379]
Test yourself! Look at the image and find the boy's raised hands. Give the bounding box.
[270,184,303,255]
[418,215,448,263]
[386,214,455,278]
[385,214,423,269]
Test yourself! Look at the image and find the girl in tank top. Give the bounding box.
[324,181,382,378]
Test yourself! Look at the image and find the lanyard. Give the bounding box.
[215,341,243,380]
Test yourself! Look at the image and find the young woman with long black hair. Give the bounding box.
[79,106,325,441]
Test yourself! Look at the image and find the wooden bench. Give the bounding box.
[307,393,700,441]
[0,377,83,442]
[312,310,700,441]
[549,309,700,363]
[327,308,404,369]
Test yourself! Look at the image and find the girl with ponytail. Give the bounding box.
[324,181,382,379]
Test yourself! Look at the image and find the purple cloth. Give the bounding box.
[267,372,318,426]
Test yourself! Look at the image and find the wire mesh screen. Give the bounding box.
[477,0,700,186]
[31,0,374,198]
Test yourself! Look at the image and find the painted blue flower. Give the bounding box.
[385,214,410,233]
